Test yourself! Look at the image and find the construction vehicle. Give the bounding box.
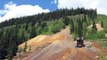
[76,36,85,47]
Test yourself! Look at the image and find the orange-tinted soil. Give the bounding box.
[13,27,106,60]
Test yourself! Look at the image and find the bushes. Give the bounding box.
[97,31,105,38]
[68,14,106,40]
[0,18,66,59]
[84,30,105,39]
[101,57,107,60]
[104,28,107,33]
[46,20,65,34]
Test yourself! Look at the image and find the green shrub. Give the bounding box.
[46,20,65,34]
[97,31,105,38]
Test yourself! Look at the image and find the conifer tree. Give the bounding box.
[70,18,74,32]
[101,21,104,27]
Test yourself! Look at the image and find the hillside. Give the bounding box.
[0,8,107,59]
[13,27,107,60]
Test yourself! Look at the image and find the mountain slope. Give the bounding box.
[13,27,106,60]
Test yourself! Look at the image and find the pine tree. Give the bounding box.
[8,27,18,60]
[8,43,14,60]
[63,17,69,25]
[92,20,97,32]
[77,17,83,38]
[101,21,104,27]
[70,18,74,32]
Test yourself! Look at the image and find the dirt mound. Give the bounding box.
[87,23,104,32]
[18,35,48,52]
[18,27,70,52]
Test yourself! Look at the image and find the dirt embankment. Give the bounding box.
[18,27,71,52]
[13,27,106,60]
[87,23,104,32]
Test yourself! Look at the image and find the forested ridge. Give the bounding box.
[0,8,97,28]
[0,8,106,60]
